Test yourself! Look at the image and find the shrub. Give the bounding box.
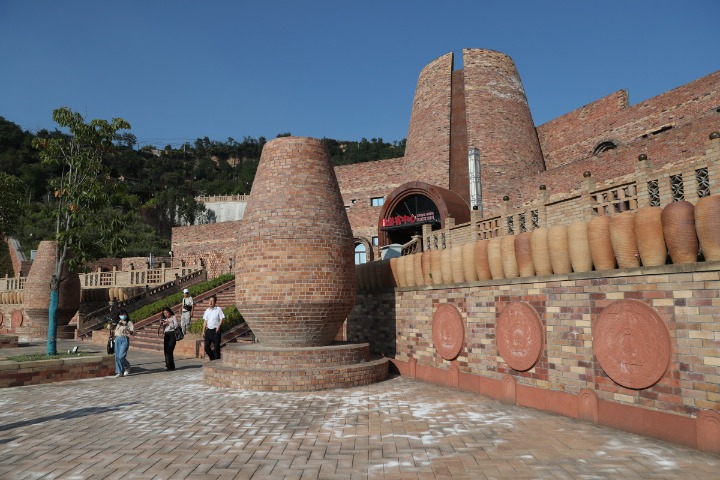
[188,304,244,335]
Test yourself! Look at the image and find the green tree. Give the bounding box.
[32,107,131,355]
[0,172,23,237]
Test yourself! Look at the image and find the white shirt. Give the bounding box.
[203,306,225,329]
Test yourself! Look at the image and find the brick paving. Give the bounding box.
[0,341,718,479]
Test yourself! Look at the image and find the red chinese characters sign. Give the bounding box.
[381,211,435,228]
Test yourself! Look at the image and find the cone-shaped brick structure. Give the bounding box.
[235,137,356,347]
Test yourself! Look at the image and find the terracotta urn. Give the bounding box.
[587,215,616,271]
[500,235,519,279]
[412,252,424,287]
[440,248,453,285]
[404,252,416,287]
[661,201,699,264]
[450,245,466,284]
[635,206,667,266]
[430,249,444,285]
[568,221,593,273]
[547,225,572,274]
[475,239,492,280]
[366,261,378,291]
[389,257,400,287]
[396,255,408,287]
[235,137,355,347]
[514,232,535,277]
[487,237,505,279]
[610,211,640,269]
[462,242,478,282]
[355,265,366,292]
[695,195,720,261]
[530,228,552,276]
[421,251,433,285]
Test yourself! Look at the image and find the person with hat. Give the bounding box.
[180,288,194,334]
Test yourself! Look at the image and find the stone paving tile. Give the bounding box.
[0,341,719,479]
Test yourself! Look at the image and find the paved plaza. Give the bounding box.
[1,341,718,479]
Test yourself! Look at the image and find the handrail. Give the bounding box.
[77,269,207,339]
[78,266,201,289]
[0,277,26,292]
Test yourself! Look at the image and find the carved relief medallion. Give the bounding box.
[432,303,464,360]
[11,310,23,328]
[496,302,544,371]
[593,300,670,389]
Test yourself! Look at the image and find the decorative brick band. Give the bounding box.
[220,342,371,370]
[0,355,115,388]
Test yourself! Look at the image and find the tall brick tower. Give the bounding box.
[404,49,545,217]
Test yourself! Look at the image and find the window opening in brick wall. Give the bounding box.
[647,179,660,206]
[531,210,539,229]
[670,174,684,202]
[518,213,526,233]
[592,184,637,214]
[506,216,514,235]
[641,124,674,138]
[354,243,367,264]
[370,197,384,207]
[371,236,379,246]
[478,218,500,239]
[593,141,617,155]
[696,168,710,198]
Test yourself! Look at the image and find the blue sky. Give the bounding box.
[1,1,717,149]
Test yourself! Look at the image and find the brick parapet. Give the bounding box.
[0,354,115,388]
[171,222,241,279]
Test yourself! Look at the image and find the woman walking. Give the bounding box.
[157,307,179,371]
[112,309,134,378]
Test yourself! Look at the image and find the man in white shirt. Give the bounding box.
[202,294,225,360]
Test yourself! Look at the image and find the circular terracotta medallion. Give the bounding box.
[11,310,23,327]
[0,311,3,326]
[496,302,544,371]
[432,303,464,360]
[593,300,670,389]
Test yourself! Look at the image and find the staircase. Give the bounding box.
[131,280,253,355]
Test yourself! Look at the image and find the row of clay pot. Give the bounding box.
[356,195,720,291]
[0,291,24,304]
[80,286,142,303]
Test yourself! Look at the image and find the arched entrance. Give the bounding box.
[377,181,470,248]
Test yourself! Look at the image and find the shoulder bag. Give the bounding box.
[174,327,185,341]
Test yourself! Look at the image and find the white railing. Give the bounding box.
[78,266,201,289]
[0,276,26,292]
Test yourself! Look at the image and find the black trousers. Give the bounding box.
[204,328,221,360]
[163,331,176,370]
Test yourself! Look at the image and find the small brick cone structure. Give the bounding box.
[204,137,388,391]
[20,240,81,340]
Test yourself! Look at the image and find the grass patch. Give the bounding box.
[5,352,96,362]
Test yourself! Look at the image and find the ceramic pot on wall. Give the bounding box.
[530,228,552,276]
[475,239,492,280]
[635,206,667,267]
[377,258,393,289]
[547,225,572,274]
[500,235,519,279]
[587,215,616,271]
[366,262,378,291]
[514,232,535,277]
[404,253,416,287]
[462,242,478,282]
[661,201,699,264]
[440,248,453,285]
[389,257,400,287]
[413,253,424,287]
[396,255,408,287]
[487,238,505,280]
[450,245,466,284]
[235,137,355,347]
[568,221,593,273]
[430,250,444,285]
[421,251,433,285]
[695,195,720,261]
[610,211,640,269]
[355,265,366,292]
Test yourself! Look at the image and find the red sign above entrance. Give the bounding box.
[381,211,436,228]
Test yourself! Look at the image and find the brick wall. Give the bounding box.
[171,222,242,279]
[348,261,720,450]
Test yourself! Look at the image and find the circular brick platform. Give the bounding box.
[203,342,389,392]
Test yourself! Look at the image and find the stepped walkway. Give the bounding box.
[1,340,718,479]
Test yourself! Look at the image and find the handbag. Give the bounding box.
[107,336,115,354]
[174,327,185,341]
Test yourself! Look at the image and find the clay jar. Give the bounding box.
[661,201,699,264]
[514,232,535,277]
[440,248,453,285]
[462,242,478,282]
[450,245,466,284]
[413,252,424,287]
[610,211,640,269]
[634,206,667,267]
[695,195,720,261]
[389,257,400,287]
[429,250,444,285]
[235,137,355,348]
[568,221,593,273]
[487,238,505,279]
[587,215,616,271]
[475,239,492,280]
[547,225,572,274]
[530,228,552,276]
[404,253,416,287]
[420,251,433,285]
[500,235,519,278]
